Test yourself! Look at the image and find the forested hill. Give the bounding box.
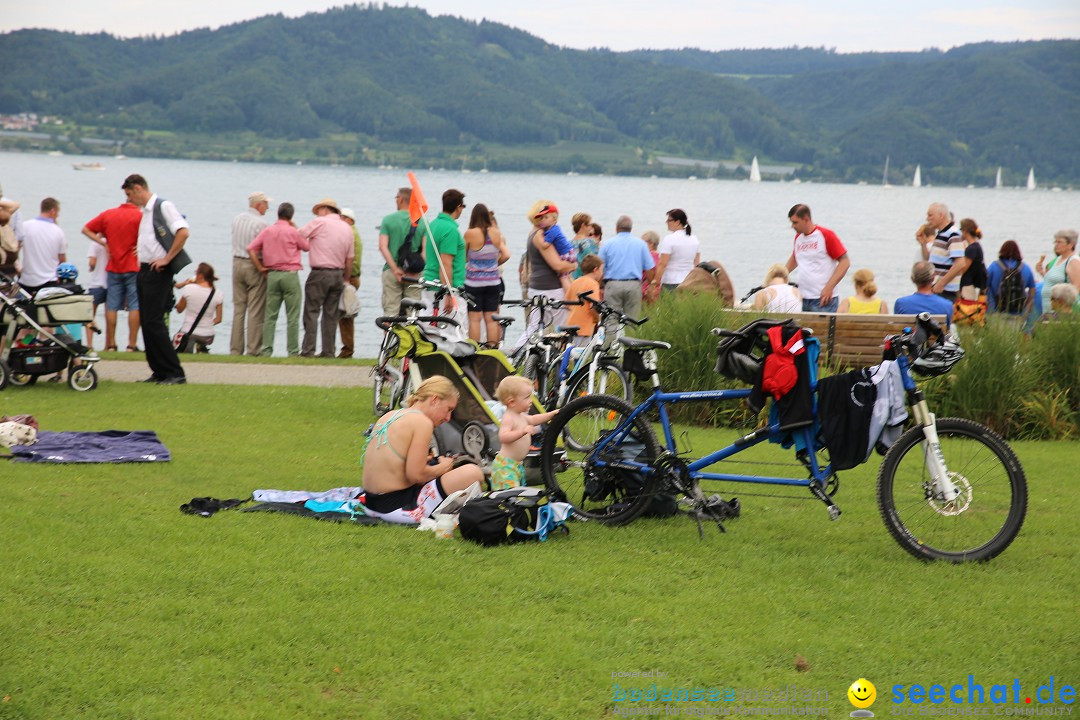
[0,5,1077,184]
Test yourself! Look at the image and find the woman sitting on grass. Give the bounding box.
[838,268,889,314]
[361,376,483,524]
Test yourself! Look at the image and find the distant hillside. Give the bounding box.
[0,6,809,161]
[0,8,1076,184]
[750,41,1080,183]
[625,47,944,76]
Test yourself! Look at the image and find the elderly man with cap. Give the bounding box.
[298,198,354,357]
[230,191,271,355]
[337,207,363,358]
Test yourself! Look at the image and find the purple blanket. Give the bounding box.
[12,430,171,463]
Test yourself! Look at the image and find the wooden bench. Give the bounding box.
[787,313,949,368]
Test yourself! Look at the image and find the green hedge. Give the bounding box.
[635,293,1079,439]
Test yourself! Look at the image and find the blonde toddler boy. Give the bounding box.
[492,376,559,490]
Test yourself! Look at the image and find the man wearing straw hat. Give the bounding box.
[298,198,354,357]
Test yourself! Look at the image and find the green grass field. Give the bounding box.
[1,381,1076,719]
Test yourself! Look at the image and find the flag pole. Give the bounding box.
[407,172,458,313]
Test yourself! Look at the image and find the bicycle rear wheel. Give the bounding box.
[540,394,660,525]
[877,418,1027,562]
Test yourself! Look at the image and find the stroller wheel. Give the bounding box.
[8,372,37,387]
[68,365,98,392]
[461,421,488,458]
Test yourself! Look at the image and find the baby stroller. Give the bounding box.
[0,270,101,391]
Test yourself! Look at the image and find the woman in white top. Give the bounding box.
[174,262,224,353]
[652,208,701,292]
[751,263,802,314]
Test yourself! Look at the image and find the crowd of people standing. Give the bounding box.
[2,173,1077,384]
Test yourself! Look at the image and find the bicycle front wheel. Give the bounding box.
[562,363,632,452]
[877,418,1027,562]
[540,394,660,525]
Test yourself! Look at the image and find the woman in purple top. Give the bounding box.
[463,204,510,346]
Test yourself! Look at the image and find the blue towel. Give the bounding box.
[11,430,171,463]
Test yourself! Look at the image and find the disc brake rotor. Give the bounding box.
[926,472,972,516]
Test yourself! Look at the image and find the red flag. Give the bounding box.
[407,172,428,225]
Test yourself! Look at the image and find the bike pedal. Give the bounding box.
[827,505,842,521]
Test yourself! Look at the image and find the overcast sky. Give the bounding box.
[1,0,1077,52]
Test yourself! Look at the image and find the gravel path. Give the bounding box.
[95,360,375,387]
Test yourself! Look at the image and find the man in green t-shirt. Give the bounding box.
[422,188,467,324]
[378,187,424,315]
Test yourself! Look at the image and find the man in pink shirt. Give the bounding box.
[82,200,143,351]
[248,202,309,356]
[297,198,354,358]
[785,203,850,312]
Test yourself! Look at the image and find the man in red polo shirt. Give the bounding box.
[82,200,142,351]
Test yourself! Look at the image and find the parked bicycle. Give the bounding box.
[540,313,1028,562]
[371,299,459,416]
[504,294,580,404]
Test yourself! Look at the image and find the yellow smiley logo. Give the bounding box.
[848,678,877,709]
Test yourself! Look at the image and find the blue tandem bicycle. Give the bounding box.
[539,314,1028,562]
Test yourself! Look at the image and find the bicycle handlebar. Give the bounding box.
[375,315,461,331]
[505,296,581,308]
[576,291,645,325]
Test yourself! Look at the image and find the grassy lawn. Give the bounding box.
[1,381,1076,719]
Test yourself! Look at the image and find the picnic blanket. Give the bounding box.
[11,430,171,463]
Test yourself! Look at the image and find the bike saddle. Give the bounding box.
[555,325,580,336]
[618,337,672,351]
[401,298,426,312]
[492,314,516,326]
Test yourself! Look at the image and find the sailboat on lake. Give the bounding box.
[912,164,922,188]
[995,167,1003,189]
[882,155,891,187]
[1026,168,1036,191]
[749,156,761,183]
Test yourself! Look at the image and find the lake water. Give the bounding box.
[2,150,1075,358]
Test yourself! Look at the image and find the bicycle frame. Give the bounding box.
[587,332,959,510]
[599,387,831,490]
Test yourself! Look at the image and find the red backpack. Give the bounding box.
[760,326,805,400]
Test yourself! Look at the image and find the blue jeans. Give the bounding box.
[802,296,839,313]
